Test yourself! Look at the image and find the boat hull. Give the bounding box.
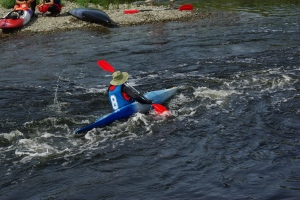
[0,10,32,29]
[75,87,178,134]
[69,8,114,27]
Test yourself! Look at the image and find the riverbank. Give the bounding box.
[0,1,211,37]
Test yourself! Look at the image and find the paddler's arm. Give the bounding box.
[122,84,153,104]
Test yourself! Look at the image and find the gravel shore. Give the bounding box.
[0,1,210,37]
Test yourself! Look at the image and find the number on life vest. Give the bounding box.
[110,95,118,110]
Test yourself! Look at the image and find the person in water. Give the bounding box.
[108,71,153,111]
[37,0,62,16]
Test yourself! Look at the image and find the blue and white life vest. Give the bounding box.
[108,85,134,110]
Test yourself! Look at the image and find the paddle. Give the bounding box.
[97,60,169,115]
[124,4,193,14]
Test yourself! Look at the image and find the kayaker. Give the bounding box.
[37,0,62,16]
[14,0,31,10]
[108,71,153,111]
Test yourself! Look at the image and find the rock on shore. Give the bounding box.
[0,1,209,36]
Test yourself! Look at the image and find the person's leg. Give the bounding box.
[48,4,59,16]
[31,0,37,17]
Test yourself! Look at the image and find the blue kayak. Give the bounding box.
[75,87,178,134]
[69,8,115,27]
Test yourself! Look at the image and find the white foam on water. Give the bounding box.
[15,139,58,160]
[130,112,150,127]
[167,92,198,121]
[77,113,152,152]
[0,130,24,140]
[193,87,239,100]
[148,74,159,78]
[270,74,295,90]
[170,93,192,107]
[86,86,107,94]
[40,132,56,138]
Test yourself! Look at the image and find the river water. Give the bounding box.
[1,1,299,199]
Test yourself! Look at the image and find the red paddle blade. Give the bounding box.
[97,60,115,73]
[124,10,140,14]
[178,4,193,11]
[152,103,169,115]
